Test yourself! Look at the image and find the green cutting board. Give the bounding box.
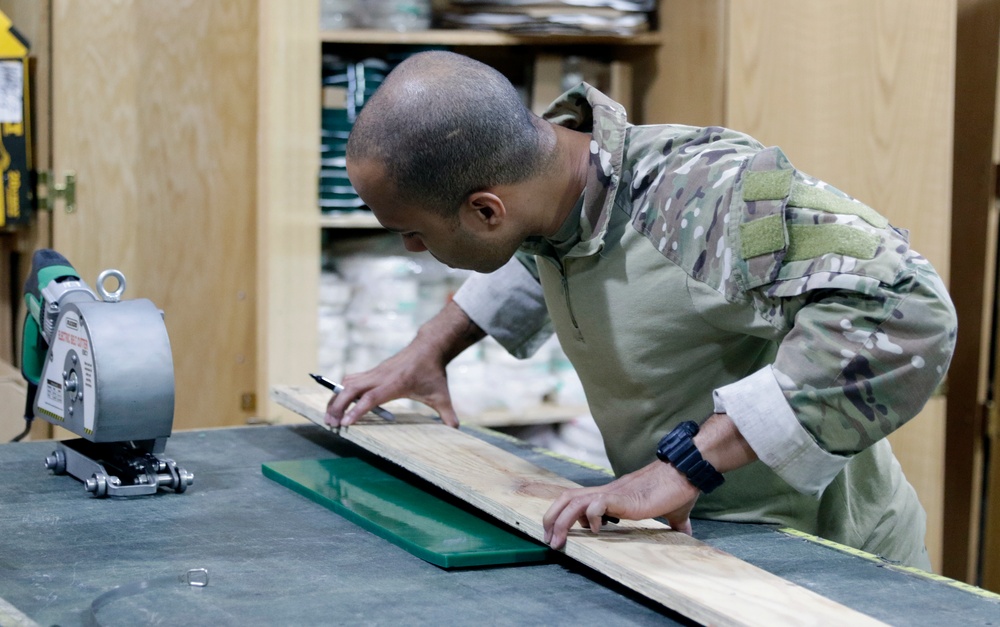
[262,457,550,569]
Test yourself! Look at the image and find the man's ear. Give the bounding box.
[461,191,506,230]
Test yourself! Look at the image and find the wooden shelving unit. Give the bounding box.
[319,211,382,230]
[320,28,661,47]
[317,24,662,230]
[316,22,660,430]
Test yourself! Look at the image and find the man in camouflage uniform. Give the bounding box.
[330,51,956,570]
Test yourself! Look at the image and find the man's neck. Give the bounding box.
[535,124,592,238]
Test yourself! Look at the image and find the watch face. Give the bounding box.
[657,422,698,463]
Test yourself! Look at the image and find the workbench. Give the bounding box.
[0,425,996,626]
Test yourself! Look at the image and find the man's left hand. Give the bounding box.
[541,413,757,549]
[541,460,700,549]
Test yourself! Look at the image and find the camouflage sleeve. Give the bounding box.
[713,148,957,495]
[452,252,553,358]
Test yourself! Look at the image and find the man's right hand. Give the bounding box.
[325,341,457,428]
[324,300,486,429]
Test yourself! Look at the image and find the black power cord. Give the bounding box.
[10,380,34,442]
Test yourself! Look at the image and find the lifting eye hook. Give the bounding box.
[96,269,126,303]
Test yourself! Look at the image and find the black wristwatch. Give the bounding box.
[656,421,725,494]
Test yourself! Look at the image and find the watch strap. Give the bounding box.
[656,421,725,494]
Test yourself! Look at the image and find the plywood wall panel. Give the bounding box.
[51,0,259,429]
[637,0,726,126]
[725,0,957,575]
[726,0,955,276]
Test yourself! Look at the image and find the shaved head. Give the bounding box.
[347,51,549,216]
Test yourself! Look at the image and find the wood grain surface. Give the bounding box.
[273,385,886,627]
[256,0,321,423]
[725,0,956,574]
[49,0,259,429]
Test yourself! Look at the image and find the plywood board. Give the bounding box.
[273,385,885,627]
[50,0,259,429]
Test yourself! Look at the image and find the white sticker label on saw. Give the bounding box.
[42,377,62,407]
[36,310,96,432]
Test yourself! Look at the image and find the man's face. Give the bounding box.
[348,158,521,273]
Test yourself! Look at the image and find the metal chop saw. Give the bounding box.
[19,249,193,497]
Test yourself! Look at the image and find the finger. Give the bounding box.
[665,511,693,536]
[342,390,388,426]
[327,384,360,423]
[324,394,341,427]
[548,497,591,550]
[542,486,606,542]
[433,398,460,428]
[542,493,574,545]
[585,499,608,534]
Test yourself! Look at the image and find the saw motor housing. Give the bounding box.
[21,250,192,497]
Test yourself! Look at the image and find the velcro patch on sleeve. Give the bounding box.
[786,224,879,262]
[788,182,889,228]
[742,169,794,202]
[739,213,786,258]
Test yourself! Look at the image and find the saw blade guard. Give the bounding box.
[33,294,175,444]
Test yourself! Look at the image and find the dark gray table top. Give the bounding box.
[0,424,996,626]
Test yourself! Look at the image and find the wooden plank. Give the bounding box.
[0,595,38,627]
[273,385,886,627]
[273,399,585,429]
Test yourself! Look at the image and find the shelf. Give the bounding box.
[320,211,383,229]
[464,402,590,428]
[387,402,589,428]
[320,28,661,47]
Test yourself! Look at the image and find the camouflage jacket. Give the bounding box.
[454,84,957,505]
